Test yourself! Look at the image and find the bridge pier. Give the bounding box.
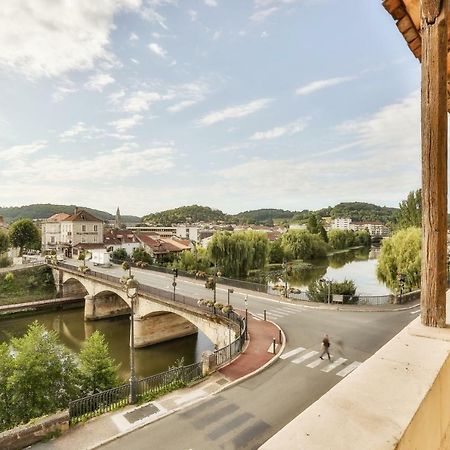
[84,293,130,321]
[134,312,198,348]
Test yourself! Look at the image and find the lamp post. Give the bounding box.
[227,288,234,306]
[213,268,221,303]
[282,259,288,298]
[245,295,249,339]
[320,278,331,304]
[172,268,178,301]
[126,276,139,404]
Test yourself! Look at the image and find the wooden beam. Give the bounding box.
[421,0,448,327]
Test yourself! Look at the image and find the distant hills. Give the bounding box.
[0,204,140,223]
[142,202,400,226]
[0,201,400,226]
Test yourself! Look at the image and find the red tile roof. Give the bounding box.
[47,213,71,222]
[64,210,102,222]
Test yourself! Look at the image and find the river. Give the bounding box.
[0,309,214,380]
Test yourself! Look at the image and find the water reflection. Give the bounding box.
[0,308,214,380]
[251,247,390,295]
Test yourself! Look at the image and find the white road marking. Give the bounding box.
[279,306,302,313]
[336,361,361,377]
[174,389,207,405]
[271,309,291,316]
[280,347,305,360]
[306,358,324,368]
[321,357,347,373]
[267,311,287,318]
[292,351,319,364]
[267,343,280,353]
[410,309,420,315]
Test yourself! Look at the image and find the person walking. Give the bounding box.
[320,334,331,361]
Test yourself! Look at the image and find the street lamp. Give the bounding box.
[320,278,332,304]
[227,288,234,306]
[213,268,221,302]
[282,259,288,298]
[126,276,139,404]
[172,268,178,301]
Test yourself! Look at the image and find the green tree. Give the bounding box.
[281,230,328,261]
[0,343,14,431]
[327,230,357,250]
[208,231,269,278]
[0,230,9,254]
[8,322,80,426]
[397,189,422,229]
[112,248,128,261]
[307,279,356,303]
[78,331,120,395]
[377,227,421,292]
[307,214,321,234]
[132,247,152,264]
[8,219,40,256]
[268,239,285,263]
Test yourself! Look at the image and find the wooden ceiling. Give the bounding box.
[382,0,450,109]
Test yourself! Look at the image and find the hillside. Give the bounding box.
[0,204,140,223]
[328,202,398,223]
[231,209,295,225]
[142,205,226,225]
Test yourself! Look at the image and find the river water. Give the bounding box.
[0,309,214,380]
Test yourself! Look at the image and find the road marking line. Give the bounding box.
[410,309,420,315]
[280,347,305,359]
[268,311,288,318]
[321,357,347,373]
[306,359,324,368]
[279,306,302,312]
[267,343,280,353]
[336,361,361,377]
[292,351,319,364]
[271,309,291,315]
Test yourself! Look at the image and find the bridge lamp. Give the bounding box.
[319,278,332,304]
[126,276,139,404]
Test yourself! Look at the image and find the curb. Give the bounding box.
[217,315,286,393]
[88,318,286,450]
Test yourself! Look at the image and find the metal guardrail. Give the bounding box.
[69,383,130,424]
[137,362,203,398]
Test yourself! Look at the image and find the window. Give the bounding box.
[50,236,55,243]
[81,237,86,243]
[93,237,97,243]
[94,225,98,232]
[82,225,86,232]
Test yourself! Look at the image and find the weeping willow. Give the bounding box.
[207,231,269,278]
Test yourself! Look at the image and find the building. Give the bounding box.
[41,213,71,252]
[136,233,190,260]
[330,217,352,231]
[127,225,200,242]
[351,221,390,237]
[42,208,104,257]
[104,228,141,255]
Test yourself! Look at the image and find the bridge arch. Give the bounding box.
[62,277,89,298]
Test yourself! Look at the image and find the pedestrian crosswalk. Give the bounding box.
[280,345,362,378]
[254,305,303,321]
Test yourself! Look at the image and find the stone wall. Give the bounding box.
[0,411,69,450]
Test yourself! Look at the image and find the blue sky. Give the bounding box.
[0,0,421,217]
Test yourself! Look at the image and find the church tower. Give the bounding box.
[114,206,122,229]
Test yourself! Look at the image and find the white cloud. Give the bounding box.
[250,118,308,140]
[148,42,167,58]
[0,140,47,161]
[204,0,218,6]
[213,31,222,40]
[1,143,175,182]
[131,58,140,64]
[167,100,197,113]
[295,76,355,96]
[198,98,272,126]
[0,0,140,79]
[129,32,139,41]
[188,10,198,21]
[260,31,270,38]
[109,114,144,132]
[52,80,78,102]
[250,7,279,22]
[84,73,115,91]
[59,121,135,142]
[123,91,164,112]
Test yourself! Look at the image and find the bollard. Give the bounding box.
[279,329,282,344]
[264,309,267,321]
[272,338,276,354]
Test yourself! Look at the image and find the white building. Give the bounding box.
[330,217,352,231]
[42,208,104,257]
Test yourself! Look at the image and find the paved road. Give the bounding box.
[74,262,419,449]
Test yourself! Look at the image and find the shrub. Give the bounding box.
[0,255,12,268]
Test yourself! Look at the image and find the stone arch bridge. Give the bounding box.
[51,264,235,349]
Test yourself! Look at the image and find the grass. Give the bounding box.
[0,266,56,305]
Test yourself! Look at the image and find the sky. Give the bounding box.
[0,0,422,217]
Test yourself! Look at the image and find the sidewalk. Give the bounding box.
[33,313,283,450]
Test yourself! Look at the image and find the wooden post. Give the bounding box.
[421,0,448,327]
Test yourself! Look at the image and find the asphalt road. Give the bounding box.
[71,262,418,450]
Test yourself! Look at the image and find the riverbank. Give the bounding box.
[0,265,56,305]
[0,296,85,318]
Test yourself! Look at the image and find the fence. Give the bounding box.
[69,383,130,424]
